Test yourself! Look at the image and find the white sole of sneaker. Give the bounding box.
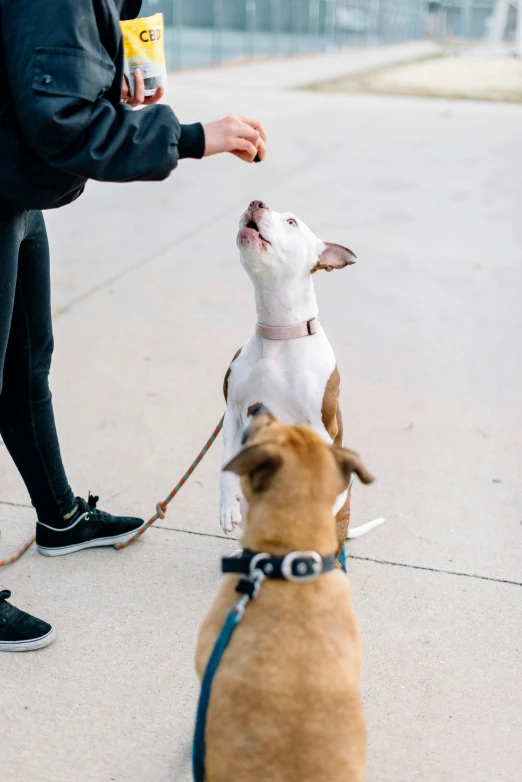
[36,524,147,557]
[0,627,55,652]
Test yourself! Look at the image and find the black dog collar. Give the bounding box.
[222,548,336,584]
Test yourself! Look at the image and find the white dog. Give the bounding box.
[220,201,384,551]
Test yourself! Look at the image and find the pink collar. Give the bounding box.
[256,317,319,340]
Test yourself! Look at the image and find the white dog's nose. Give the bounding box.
[249,200,268,211]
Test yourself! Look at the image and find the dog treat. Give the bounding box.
[120,13,166,97]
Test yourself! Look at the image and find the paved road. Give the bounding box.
[1,43,521,782]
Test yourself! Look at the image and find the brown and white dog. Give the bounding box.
[197,409,370,782]
[220,201,384,559]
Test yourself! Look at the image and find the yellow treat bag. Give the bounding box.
[120,13,167,97]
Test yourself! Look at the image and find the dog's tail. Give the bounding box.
[346,517,386,539]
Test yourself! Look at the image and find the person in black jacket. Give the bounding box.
[0,0,266,652]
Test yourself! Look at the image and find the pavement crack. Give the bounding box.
[151,525,522,587]
[152,524,237,542]
[52,157,310,319]
[347,555,522,587]
[52,207,235,318]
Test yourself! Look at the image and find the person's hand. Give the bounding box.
[203,114,267,163]
[121,69,164,108]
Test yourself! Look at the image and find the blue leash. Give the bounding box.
[192,548,346,780]
[192,608,242,782]
[192,571,264,782]
[338,542,347,573]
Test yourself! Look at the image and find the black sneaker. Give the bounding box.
[0,591,55,652]
[35,494,145,557]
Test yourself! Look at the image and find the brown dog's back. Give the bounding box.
[196,573,366,782]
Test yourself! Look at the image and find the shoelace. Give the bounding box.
[86,493,120,525]
[87,493,100,510]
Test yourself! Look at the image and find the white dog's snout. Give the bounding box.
[249,200,269,212]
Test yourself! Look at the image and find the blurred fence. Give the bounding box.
[426,1,504,40]
[140,0,499,70]
[140,0,426,69]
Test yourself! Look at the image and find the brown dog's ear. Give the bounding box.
[313,243,357,273]
[223,444,282,493]
[332,447,374,488]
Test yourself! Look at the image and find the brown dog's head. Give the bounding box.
[223,406,373,554]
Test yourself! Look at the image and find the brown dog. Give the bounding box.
[196,408,373,782]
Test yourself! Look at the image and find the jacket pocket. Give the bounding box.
[32,47,116,103]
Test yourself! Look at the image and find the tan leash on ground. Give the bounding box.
[0,415,225,567]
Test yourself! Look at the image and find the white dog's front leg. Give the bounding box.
[219,407,243,533]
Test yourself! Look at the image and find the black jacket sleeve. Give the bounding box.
[0,0,204,183]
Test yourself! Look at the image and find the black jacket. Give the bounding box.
[0,0,204,210]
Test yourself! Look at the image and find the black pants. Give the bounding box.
[0,208,75,521]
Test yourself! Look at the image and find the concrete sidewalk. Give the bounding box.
[166,39,441,90]
[2,43,522,782]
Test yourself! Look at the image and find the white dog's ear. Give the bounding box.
[313,242,357,273]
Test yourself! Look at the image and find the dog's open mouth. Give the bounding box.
[246,219,270,245]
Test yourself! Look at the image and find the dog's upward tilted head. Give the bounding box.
[237,200,357,281]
